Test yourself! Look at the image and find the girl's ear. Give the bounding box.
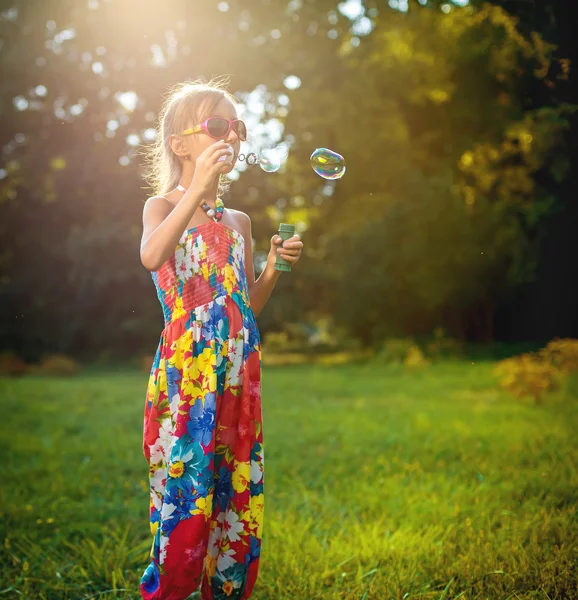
[169,133,189,159]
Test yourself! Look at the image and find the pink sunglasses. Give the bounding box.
[181,117,247,142]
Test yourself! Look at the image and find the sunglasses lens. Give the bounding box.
[236,121,247,141]
[207,118,229,139]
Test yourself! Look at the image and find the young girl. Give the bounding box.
[139,78,303,600]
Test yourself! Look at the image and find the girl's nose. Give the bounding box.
[226,130,239,145]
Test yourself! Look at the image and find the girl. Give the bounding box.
[139,78,303,600]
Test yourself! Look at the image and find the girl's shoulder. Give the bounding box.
[145,191,177,207]
[142,194,174,228]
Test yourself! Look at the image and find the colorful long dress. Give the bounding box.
[140,219,264,600]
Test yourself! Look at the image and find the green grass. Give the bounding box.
[1,361,577,599]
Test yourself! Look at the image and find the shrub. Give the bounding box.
[493,352,563,404]
[375,337,416,365]
[262,331,292,353]
[0,350,29,376]
[37,354,81,376]
[538,337,578,373]
[425,337,465,360]
[404,345,430,369]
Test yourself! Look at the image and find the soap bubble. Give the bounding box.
[310,148,346,180]
[258,147,283,173]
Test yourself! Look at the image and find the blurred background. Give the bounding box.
[1,0,577,367]
[2,2,578,598]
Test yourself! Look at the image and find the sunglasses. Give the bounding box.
[181,117,247,142]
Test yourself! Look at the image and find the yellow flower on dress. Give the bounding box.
[232,460,250,493]
[190,493,214,520]
[171,295,187,321]
[168,329,193,371]
[201,261,210,281]
[223,264,236,294]
[223,580,235,596]
[205,554,217,578]
[150,520,159,536]
[169,460,184,478]
[250,493,265,539]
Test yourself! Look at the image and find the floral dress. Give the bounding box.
[140,219,264,600]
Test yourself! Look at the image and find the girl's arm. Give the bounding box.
[140,141,232,271]
[238,212,302,318]
[140,189,204,272]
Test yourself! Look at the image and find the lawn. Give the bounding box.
[1,360,576,599]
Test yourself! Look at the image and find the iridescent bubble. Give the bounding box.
[310,148,346,180]
[258,148,283,173]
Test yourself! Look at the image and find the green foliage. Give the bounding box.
[494,351,563,403]
[0,350,28,376]
[278,3,576,341]
[0,1,575,358]
[493,337,578,403]
[375,337,416,365]
[539,337,578,373]
[424,329,465,360]
[36,353,82,376]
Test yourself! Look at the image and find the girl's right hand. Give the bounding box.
[190,141,234,196]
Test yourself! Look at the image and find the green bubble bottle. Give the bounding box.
[274,223,295,272]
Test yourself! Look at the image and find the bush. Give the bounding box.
[425,337,465,360]
[36,354,81,376]
[375,337,416,365]
[0,350,29,376]
[538,337,578,373]
[262,331,292,353]
[404,345,430,369]
[493,352,563,404]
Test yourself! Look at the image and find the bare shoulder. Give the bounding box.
[143,194,173,216]
[142,195,173,240]
[227,208,252,238]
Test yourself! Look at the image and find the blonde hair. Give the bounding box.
[142,76,238,196]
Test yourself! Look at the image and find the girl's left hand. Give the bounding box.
[267,234,304,269]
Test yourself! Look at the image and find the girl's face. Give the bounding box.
[184,96,242,169]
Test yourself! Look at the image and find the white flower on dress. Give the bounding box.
[217,508,244,543]
[226,336,244,387]
[250,459,263,485]
[251,443,264,484]
[191,235,204,272]
[217,547,236,572]
[159,531,170,564]
[150,467,167,509]
[169,391,181,423]
[149,418,174,465]
[208,525,222,558]
[232,235,244,269]
[175,245,193,282]
[192,319,202,343]
[161,501,177,519]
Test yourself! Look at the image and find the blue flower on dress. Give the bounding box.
[249,534,261,563]
[215,464,234,511]
[187,393,216,447]
[140,560,160,594]
[166,434,209,495]
[201,301,227,340]
[166,363,182,386]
